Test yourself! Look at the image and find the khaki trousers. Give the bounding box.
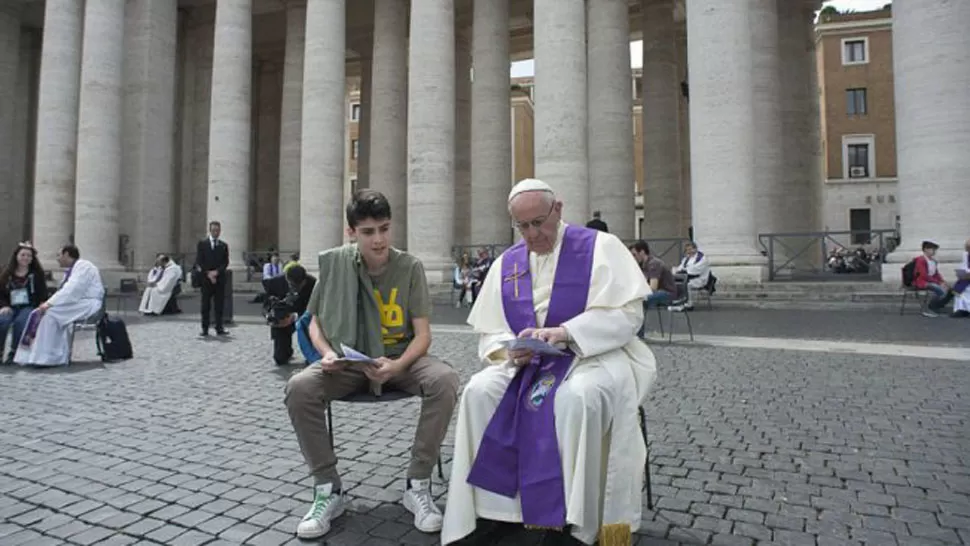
[284,354,460,489]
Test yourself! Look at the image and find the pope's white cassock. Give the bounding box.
[442,218,658,544]
[139,262,182,314]
[954,251,970,314]
[14,259,105,366]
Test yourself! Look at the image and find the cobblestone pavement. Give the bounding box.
[1,321,968,546]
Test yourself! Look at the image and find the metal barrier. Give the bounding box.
[757,230,898,282]
[621,238,691,266]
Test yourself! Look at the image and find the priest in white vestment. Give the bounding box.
[14,245,105,367]
[441,179,658,546]
[672,241,712,309]
[139,254,183,315]
[952,239,970,316]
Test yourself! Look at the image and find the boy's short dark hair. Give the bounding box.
[921,240,939,251]
[630,240,650,255]
[346,189,392,229]
[60,244,80,260]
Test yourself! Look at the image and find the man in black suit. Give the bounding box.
[194,221,230,337]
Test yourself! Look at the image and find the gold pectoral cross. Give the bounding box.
[503,262,527,298]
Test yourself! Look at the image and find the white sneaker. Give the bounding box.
[402,478,443,533]
[295,483,344,539]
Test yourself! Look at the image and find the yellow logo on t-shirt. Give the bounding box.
[374,287,405,344]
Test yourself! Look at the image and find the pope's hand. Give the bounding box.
[509,348,533,367]
[318,351,342,372]
[529,326,569,345]
[364,357,403,384]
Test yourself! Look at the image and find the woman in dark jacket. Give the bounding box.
[0,242,48,363]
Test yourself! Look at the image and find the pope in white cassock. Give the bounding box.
[441,179,658,545]
[139,254,183,315]
[14,245,105,367]
[952,238,970,316]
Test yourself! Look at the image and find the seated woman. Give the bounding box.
[452,254,478,308]
[0,242,49,364]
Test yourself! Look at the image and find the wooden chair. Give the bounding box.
[326,389,446,481]
[647,276,695,343]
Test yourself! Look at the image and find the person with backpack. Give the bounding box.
[910,240,954,318]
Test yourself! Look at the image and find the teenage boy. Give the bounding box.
[914,240,954,318]
[283,189,460,539]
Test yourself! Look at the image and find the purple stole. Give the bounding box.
[20,266,74,349]
[466,225,597,529]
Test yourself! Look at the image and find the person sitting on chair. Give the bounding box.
[283,189,460,540]
[672,241,714,310]
[0,242,48,364]
[14,245,104,367]
[441,179,658,546]
[138,254,183,316]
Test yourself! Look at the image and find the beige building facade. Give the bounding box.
[817,7,899,236]
[2,0,968,284]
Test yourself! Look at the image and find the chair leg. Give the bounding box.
[685,310,694,342]
[326,402,334,449]
[639,407,653,510]
[655,307,664,337]
[437,456,445,481]
[667,310,675,344]
[707,292,713,311]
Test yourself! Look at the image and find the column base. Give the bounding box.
[419,256,456,285]
[704,253,768,284]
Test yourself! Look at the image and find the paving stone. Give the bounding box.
[1,321,969,546]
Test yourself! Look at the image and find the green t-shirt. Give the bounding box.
[361,251,431,358]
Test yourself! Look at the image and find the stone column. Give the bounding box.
[0,2,21,253]
[207,0,252,268]
[74,0,126,270]
[191,18,214,250]
[407,0,455,280]
[11,29,38,246]
[453,36,472,246]
[32,0,83,262]
[751,0,784,237]
[122,0,179,269]
[777,0,819,234]
[534,0,588,224]
[299,0,346,265]
[357,56,372,190]
[675,26,692,236]
[686,0,764,279]
[641,0,681,239]
[885,0,970,270]
[252,63,282,251]
[470,0,511,245]
[278,0,305,252]
[588,0,634,241]
[370,0,408,248]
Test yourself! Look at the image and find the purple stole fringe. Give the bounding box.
[21,266,74,349]
[466,225,597,528]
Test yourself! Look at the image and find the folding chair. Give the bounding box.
[648,276,694,343]
[116,278,139,314]
[325,389,446,481]
[899,286,929,315]
[638,406,654,510]
[67,298,107,364]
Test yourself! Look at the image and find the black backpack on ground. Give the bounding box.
[96,313,133,362]
[901,260,916,287]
